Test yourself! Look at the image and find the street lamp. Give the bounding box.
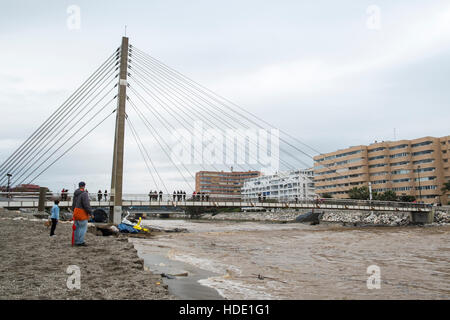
[417,165,422,203]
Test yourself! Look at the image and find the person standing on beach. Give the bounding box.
[71,181,93,247]
[50,200,60,237]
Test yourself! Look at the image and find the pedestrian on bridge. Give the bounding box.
[71,181,93,247]
[159,190,163,201]
[173,191,176,201]
[148,190,153,202]
[182,191,186,201]
[104,190,108,201]
[97,190,102,202]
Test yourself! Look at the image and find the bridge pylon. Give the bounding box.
[110,36,129,224]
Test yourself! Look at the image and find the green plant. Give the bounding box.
[347,186,370,200]
[399,195,416,202]
[376,190,398,201]
[442,181,450,193]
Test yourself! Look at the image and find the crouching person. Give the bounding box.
[71,181,93,247]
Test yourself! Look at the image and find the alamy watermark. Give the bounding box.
[170,121,280,174]
[366,5,381,30]
[366,265,381,289]
[66,265,81,290]
[67,5,81,30]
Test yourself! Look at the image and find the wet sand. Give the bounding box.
[0,210,172,300]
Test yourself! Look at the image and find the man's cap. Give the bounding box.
[79,181,86,187]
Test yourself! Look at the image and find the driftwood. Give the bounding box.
[161,272,189,279]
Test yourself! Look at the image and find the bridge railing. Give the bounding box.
[0,192,431,211]
[119,193,431,210]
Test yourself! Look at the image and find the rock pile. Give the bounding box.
[434,210,450,224]
[206,211,299,222]
[321,211,410,226]
[198,209,412,226]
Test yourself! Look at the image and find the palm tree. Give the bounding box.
[442,181,450,194]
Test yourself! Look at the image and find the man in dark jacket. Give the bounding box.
[71,181,92,246]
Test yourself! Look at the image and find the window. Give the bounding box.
[413,159,433,165]
[391,161,409,167]
[372,180,387,184]
[348,157,364,163]
[411,141,433,148]
[412,150,433,157]
[391,169,410,175]
[369,163,387,168]
[415,176,436,182]
[335,150,362,159]
[368,147,386,153]
[319,150,363,161]
[416,185,437,190]
[413,167,435,173]
[390,152,409,159]
[369,155,385,161]
[373,188,389,192]
[392,186,412,191]
[370,171,388,177]
[393,178,410,183]
[389,144,408,151]
[316,170,336,176]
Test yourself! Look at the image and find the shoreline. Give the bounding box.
[0,208,173,300]
[136,249,225,300]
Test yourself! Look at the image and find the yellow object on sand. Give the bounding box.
[133,217,149,232]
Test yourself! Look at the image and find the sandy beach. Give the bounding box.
[0,209,173,300]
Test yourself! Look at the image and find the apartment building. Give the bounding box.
[195,170,261,199]
[313,135,450,204]
[241,169,315,202]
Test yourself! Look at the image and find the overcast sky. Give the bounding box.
[0,0,449,194]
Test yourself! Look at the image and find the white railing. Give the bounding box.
[0,192,431,211]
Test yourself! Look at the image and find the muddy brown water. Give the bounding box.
[131,219,450,300]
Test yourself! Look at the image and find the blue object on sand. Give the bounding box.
[117,223,139,233]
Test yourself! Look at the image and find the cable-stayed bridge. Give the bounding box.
[0,37,430,222]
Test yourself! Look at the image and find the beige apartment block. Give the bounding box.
[313,135,450,204]
[195,170,261,199]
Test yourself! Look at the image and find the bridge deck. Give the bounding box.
[0,199,430,212]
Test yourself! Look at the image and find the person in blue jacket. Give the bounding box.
[50,200,60,237]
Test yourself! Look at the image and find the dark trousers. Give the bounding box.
[50,218,58,236]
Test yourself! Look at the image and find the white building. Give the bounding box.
[241,169,315,202]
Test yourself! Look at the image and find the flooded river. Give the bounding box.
[131,219,450,299]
